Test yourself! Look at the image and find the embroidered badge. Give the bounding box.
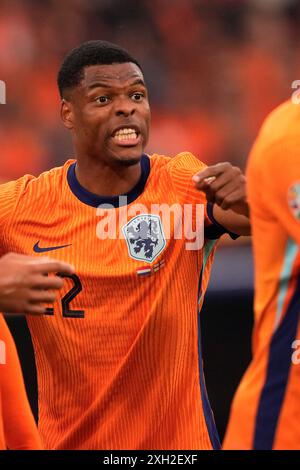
[122,214,166,263]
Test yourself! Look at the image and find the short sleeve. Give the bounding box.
[248,139,300,245]
[0,175,34,247]
[167,152,238,239]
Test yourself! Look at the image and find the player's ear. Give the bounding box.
[61,99,74,130]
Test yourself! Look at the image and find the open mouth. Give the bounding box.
[111,127,141,145]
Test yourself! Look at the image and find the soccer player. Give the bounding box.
[0,313,42,450]
[223,100,300,450]
[0,253,74,449]
[1,40,250,450]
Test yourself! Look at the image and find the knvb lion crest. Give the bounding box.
[122,214,166,263]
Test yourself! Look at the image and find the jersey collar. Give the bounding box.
[67,154,150,208]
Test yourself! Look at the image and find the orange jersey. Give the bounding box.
[0,314,42,450]
[0,152,232,450]
[223,101,300,450]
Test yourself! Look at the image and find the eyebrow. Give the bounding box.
[87,78,146,90]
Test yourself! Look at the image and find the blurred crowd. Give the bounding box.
[1,0,300,180]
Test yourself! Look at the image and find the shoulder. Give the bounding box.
[247,101,300,175]
[148,152,207,205]
[260,100,300,142]
[10,160,75,202]
[0,161,75,226]
[149,151,206,177]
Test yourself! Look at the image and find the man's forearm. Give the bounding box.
[213,204,251,236]
[193,162,251,236]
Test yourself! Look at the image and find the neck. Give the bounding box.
[74,155,143,197]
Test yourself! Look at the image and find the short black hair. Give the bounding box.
[57,40,142,98]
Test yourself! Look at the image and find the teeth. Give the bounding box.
[114,128,137,138]
[115,133,137,141]
[114,128,138,141]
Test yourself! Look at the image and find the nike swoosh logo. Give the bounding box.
[33,241,72,253]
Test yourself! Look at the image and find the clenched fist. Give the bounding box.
[193,162,249,216]
[0,253,74,315]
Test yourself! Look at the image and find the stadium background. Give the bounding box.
[1,0,299,443]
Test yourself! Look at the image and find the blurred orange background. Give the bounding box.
[5,0,298,438]
[1,0,300,180]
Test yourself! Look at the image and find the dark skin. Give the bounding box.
[61,63,150,196]
[61,62,250,235]
[0,253,74,315]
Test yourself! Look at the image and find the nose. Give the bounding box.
[114,96,136,117]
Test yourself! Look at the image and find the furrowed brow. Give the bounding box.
[87,82,111,90]
[129,79,146,87]
[87,79,146,91]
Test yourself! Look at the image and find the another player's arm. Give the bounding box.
[0,314,42,449]
[192,162,251,236]
[0,253,74,315]
[0,178,75,314]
